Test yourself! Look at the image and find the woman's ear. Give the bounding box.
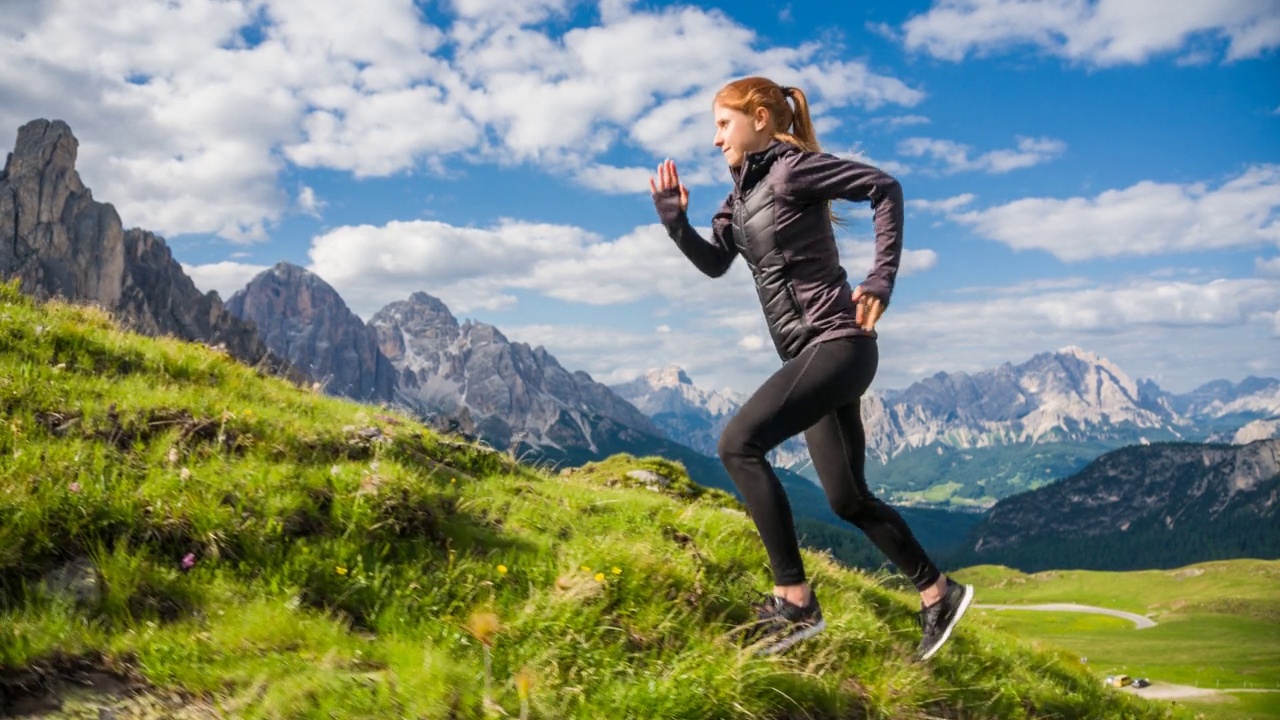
[754,106,770,132]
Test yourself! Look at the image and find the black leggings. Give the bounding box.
[717,336,941,591]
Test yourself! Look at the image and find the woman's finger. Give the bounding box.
[865,298,885,330]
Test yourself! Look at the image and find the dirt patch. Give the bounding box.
[0,653,220,719]
[1123,682,1221,701]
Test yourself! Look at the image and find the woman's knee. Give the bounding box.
[717,421,760,466]
[828,492,876,525]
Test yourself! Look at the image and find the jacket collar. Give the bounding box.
[731,140,789,195]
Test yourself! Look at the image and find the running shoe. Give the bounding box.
[742,591,826,655]
[916,578,974,661]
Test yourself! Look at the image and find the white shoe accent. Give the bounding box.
[755,618,826,656]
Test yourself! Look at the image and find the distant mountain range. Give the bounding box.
[615,351,1280,509]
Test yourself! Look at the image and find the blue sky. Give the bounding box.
[3,0,1278,396]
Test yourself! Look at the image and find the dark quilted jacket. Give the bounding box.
[654,140,904,360]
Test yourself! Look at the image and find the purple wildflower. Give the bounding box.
[68,482,81,493]
[181,553,196,571]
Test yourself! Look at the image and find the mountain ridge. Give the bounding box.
[953,438,1280,571]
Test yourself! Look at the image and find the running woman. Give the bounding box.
[648,76,972,659]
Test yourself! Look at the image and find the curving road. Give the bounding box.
[974,603,1157,629]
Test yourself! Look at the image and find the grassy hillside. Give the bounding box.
[0,283,1177,719]
[953,562,1280,719]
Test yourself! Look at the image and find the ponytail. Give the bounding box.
[775,85,820,153]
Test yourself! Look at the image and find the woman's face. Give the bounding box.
[713,103,769,168]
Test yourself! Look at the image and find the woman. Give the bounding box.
[648,76,972,659]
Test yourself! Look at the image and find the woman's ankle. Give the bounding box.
[773,583,811,607]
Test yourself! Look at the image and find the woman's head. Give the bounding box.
[713,76,819,167]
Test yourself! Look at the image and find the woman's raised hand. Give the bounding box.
[649,159,689,212]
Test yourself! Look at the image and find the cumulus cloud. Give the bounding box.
[909,194,976,213]
[899,0,1280,66]
[868,114,932,130]
[1258,256,1280,276]
[0,0,924,242]
[297,185,326,217]
[921,165,1280,260]
[897,136,1066,174]
[294,214,936,319]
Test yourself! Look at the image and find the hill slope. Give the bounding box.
[0,283,1171,719]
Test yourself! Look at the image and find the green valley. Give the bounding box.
[953,561,1280,720]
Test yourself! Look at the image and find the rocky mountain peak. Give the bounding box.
[1,119,278,373]
[226,262,394,402]
[405,291,459,327]
[2,119,82,189]
[369,292,657,450]
[647,366,693,388]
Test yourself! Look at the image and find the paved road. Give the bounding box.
[974,603,1157,629]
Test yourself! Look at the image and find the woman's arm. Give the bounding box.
[651,159,738,278]
[783,153,903,307]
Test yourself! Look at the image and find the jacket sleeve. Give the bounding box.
[653,189,738,278]
[782,152,904,305]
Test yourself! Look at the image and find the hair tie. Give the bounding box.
[779,86,793,96]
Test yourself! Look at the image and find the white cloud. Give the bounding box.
[869,114,932,130]
[183,260,271,299]
[940,165,1280,260]
[879,276,1280,393]
[910,194,976,213]
[900,0,1280,66]
[1258,256,1280,276]
[573,164,655,194]
[897,135,1066,174]
[0,0,924,241]
[301,214,937,319]
[297,185,326,217]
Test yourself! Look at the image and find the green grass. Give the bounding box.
[0,282,1185,719]
[954,563,1280,719]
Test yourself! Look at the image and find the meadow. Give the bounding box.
[954,563,1280,719]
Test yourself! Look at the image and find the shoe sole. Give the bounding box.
[918,584,974,661]
[754,618,827,656]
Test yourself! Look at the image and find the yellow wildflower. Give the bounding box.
[594,572,605,582]
[497,564,508,575]
[515,668,533,699]
[335,566,348,575]
[612,566,621,575]
[466,610,501,647]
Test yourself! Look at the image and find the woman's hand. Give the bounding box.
[853,286,885,331]
[649,159,689,212]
